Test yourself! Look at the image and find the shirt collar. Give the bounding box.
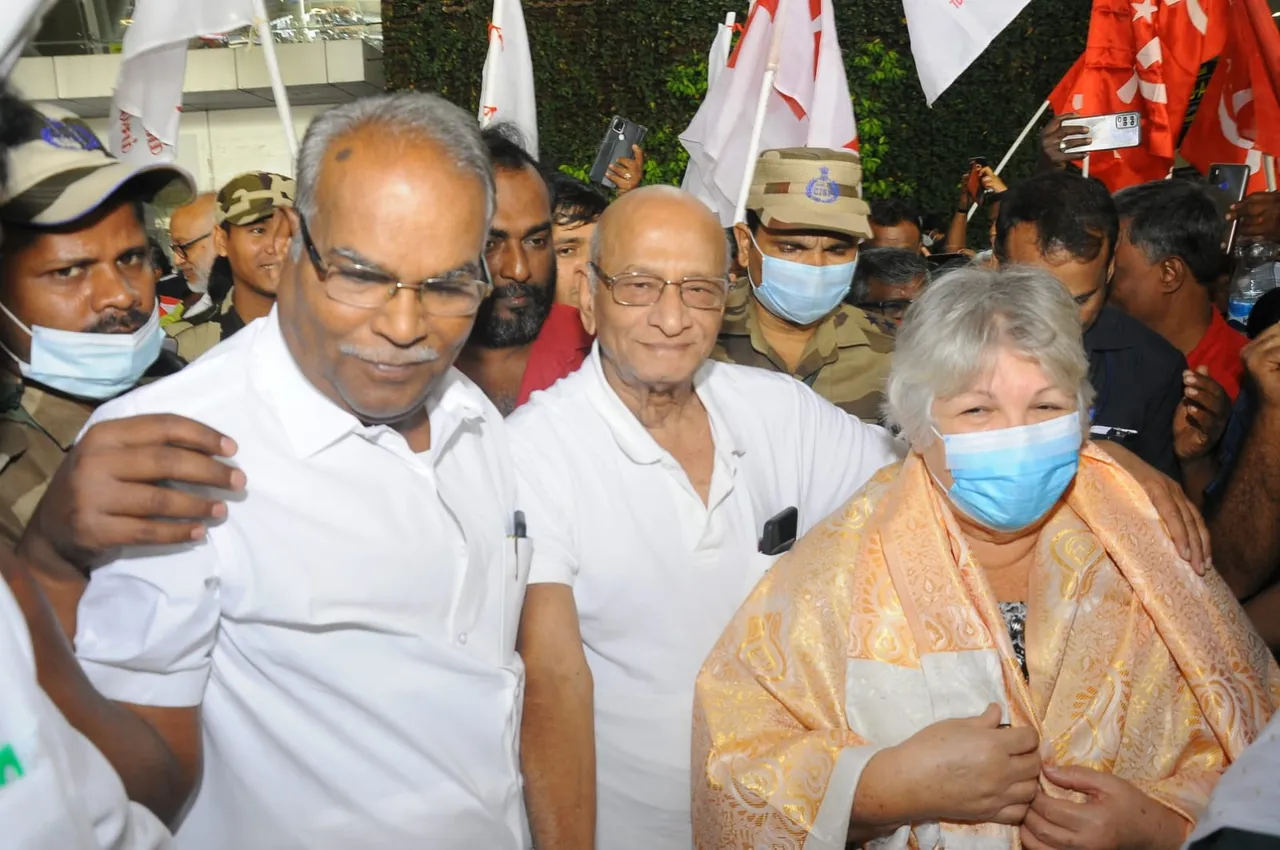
[14,380,92,450]
[582,342,743,465]
[250,309,487,460]
[1083,306,1135,353]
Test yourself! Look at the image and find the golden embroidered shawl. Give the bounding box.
[692,446,1280,849]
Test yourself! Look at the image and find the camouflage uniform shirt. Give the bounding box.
[0,375,92,545]
[166,289,245,362]
[712,285,895,422]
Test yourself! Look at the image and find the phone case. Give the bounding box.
[589,117,649,189]
[1063,112,1141,153]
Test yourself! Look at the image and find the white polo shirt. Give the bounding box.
[74,310,531,850]
[0,576,171,850]
[508,347,900,849]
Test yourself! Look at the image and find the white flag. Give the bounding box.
[680,0,858,226]
[707,13,736,92]
[478,0,539,159]
[108,0,255,166]
[0,0,57,77]
[903,0,1032,105]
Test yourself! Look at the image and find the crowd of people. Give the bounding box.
[4,19,1280,850]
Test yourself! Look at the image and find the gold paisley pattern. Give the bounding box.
[692,446,1280,848]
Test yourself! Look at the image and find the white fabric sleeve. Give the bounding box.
[805,744,885,850]
[794,382,903,529]
[75,538,222,709]
[511,440,579,588]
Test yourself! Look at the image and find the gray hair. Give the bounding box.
[851,247,930,303]
[885,264,1095,445]
[290,92,496,260]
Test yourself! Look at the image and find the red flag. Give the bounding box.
[1048,0,1226,191]
[1182,0,1280,192]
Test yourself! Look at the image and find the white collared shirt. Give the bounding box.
[508,347,900,850]
[0,577,171,850]
[74,310,531,850]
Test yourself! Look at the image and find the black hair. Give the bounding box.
[1113,179,1225,285]
[995,170,1118,265]
[547,171,607,228]
[1247,287,1280,340]
[481,123,540,171]
[869,197,922,230]
[149,237,173,277]
[0,87,39,190]
[852,247,930,302]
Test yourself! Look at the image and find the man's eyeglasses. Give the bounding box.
[858,299,914,321]
[170,231,211,261]
[300,216,493,316]
[588,263,729,311]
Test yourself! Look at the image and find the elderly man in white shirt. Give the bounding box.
[512,186,901,850]
[17,92,530,849]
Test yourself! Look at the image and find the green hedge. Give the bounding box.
[385,0,1092,239]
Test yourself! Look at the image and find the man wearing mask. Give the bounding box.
[456,128,555,414]
[161,192,218,325]
[0,102,190,544]
[713,147,894,422]
[165,171,295,361]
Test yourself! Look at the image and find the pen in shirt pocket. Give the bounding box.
[512,510,527,578]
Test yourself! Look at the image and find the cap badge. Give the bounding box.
[805,167,839,204]
[40,119,102,153]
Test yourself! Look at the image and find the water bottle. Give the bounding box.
[1228,241,1280,328]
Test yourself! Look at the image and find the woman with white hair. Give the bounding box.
[691,266,1280,850]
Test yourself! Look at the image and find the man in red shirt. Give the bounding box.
[1112,180,1247,399]
[516,174,604,406]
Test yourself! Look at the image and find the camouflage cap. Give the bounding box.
[746,148,872,240]
[215,171,296,226]
[0,103,194,227]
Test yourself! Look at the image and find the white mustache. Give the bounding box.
[339,344,440,366]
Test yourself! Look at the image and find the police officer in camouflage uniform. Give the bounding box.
[166,171,295,361]
[713,148,895,422]
[0,102,192,544]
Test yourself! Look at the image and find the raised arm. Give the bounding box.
[1209,326,1280,598]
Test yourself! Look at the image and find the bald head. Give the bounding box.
[590,186,728,276]
[168,192,219,289]
[170,192,216,233]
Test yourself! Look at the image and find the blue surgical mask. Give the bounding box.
[936,412,1082,533]
[748,231,856,326]
[0,303,163,400]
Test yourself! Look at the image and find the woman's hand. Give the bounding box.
[1021,765,1187,850]
[855,704,1040,828]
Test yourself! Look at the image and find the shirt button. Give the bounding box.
[204,577,220,590]
[457,632,468,645]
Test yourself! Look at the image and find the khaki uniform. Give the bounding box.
[713,285,895,422]
[0,377,92,545]
[166,289,243,362]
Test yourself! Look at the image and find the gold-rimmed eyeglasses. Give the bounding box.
[300,216,493,316]
[588,263,729,311]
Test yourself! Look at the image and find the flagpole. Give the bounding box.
[1267,155,1277,192]
[251,0,299,157]
[733,0,787,224]
[967,99,1050,221]
[479,0,501,127]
